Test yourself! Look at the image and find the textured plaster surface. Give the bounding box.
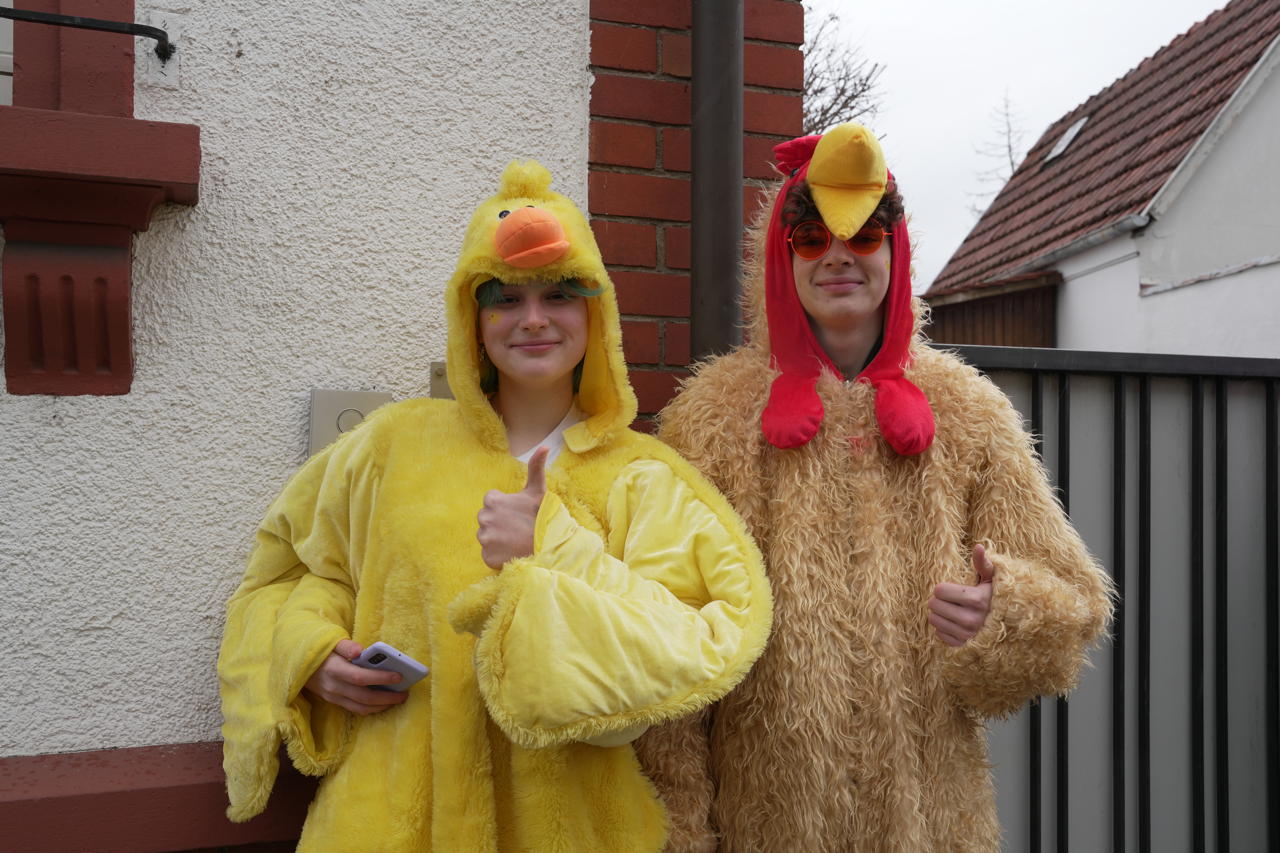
[0,0,590,757]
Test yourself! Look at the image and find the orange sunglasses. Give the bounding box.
[787,219,891,260]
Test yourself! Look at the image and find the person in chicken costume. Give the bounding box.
[217,160,772,852]
[634,123,1114,851]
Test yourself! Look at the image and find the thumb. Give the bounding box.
[523,446,549,498]
[972,544,995,585]
[333,638,364,660]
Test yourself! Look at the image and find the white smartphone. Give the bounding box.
[352,641,429,692]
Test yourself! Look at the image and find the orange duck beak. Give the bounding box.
[494,206,571,269]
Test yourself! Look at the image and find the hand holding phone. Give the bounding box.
[304,639,412,715]
[352,641,429,692]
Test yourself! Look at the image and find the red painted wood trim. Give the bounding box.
[2,238,134,394]
[12,0,135,116]
[1,0,200,395]
[0,176,168,231]
[3,217,136,247]
[12,0,62,110]
[0,170,178,395]
[0,742,314,853]
[0,106,201,203]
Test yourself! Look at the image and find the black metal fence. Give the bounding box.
[947,345,1280,853]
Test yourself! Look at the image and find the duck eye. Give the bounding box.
[498,210,510,219]
[525,204,534,208]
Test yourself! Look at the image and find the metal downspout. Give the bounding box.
[690,0,744,359]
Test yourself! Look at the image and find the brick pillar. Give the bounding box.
[588,0,804,426]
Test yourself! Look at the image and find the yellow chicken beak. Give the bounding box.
[806,123,888,241]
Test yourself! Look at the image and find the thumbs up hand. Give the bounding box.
[928,544,997,647]
[477,447,549,570]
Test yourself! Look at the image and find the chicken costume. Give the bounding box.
[635,124,1114,852]
[217,161,772,852]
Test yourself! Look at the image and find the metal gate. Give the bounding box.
[947,345,1280,853]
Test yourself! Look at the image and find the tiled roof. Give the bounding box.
[926,0,1280,298]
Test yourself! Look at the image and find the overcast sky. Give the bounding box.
[804,0,1231,292]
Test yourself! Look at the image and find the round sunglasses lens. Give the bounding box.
[791,223,830,259]
[848,223,885,255]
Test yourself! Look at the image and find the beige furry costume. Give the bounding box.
[635,128,1113,852]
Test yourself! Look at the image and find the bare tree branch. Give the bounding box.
[802,5,883,135]
[967,91,1028,218]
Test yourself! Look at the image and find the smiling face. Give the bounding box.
[478,281,589,394]
[791,220,891,340]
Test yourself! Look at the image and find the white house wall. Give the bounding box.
[1130,259,1277,357]
[1055,238,1144,352]
[1131,46,1279,358]
[1140,45,1280,293]
[0,0,590,757]
[1057,232,1279,358]
[1054,48,1280,359]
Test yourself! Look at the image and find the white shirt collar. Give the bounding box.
[514,401,584,465]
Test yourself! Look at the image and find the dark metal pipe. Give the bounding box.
[690,0,744,359]
[944,344,1280,380]
[1056,373,1071,852]
[1139,376,1151,853]
[1112,375,1128,853]
[0,7,174,61]
[1267,379,1279,853]
[1214,378,1230,852]
[1029,372,1044,853]
[1192,378,1206,853]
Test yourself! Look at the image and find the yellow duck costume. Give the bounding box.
[218,161,772,852]
[634,125,1114,852]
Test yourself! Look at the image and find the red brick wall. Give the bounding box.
[588,0,805,425]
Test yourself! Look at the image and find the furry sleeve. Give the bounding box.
[941,377,1114,717]
[633,709,718,853]
[639,358,772,851]
[448,458,771,750]
[218,416,383,821]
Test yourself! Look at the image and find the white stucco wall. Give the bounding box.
[1054,238,1144,352]
[1057,50,1280,358]
[1140,50,1280,290]
[1132,48,1280,359]
[1,1,13,107]
[1129,259,1278,357]
[0,0,590,757]
[1057,234,1280,358]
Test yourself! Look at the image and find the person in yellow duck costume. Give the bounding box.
[218,160,772,852]
[633,123,1114,851]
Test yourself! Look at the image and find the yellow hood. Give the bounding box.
[445,161,637,452]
